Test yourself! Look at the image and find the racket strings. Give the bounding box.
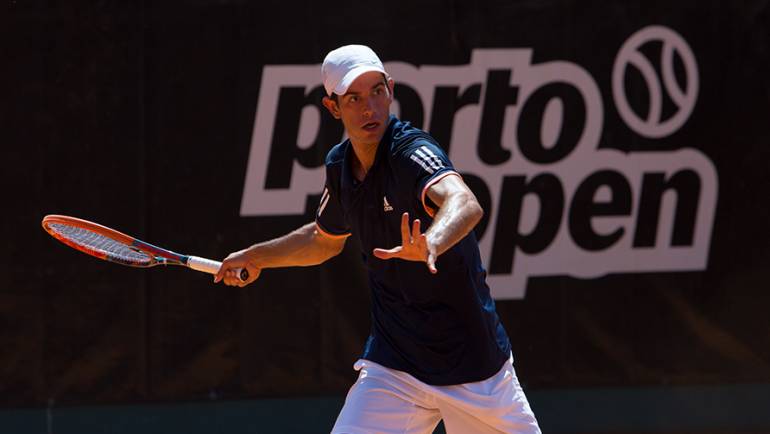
[48,223,153,265]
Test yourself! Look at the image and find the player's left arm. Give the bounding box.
[373,173,482,273]
[424,173,483,257]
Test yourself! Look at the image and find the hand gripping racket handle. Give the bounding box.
[187,256,249,282]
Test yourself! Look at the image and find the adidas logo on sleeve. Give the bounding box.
[409,146,445,174]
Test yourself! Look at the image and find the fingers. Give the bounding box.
[226,273,241,287]
[218,268,238,286]
[214,262,236,285]
[214,254,237,284]
[426,251,438,274]
[221,267,253,287]
[418,232,437,274]
[375,213,434,268]
[373,246,402,260]
[398,212,422,246]
[215,253,260,287]
[214,266,225,283]
[411,218,421,241]
[375,213,415,261]
[400,212,410,244]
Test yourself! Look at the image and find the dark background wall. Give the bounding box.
[3,0,770,432]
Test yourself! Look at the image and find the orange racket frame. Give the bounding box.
[42,215,247,281]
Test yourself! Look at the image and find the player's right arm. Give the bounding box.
[214,222,347,287]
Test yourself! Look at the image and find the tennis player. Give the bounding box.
[216,45,541,433]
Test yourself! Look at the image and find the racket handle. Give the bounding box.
[187,256,248,282]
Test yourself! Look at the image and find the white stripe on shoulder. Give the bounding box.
[420,146,445,169]
[318,188,331,216]
[410,154,435,174]
[414,148,442,171]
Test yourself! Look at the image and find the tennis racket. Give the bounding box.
[41,215,248,282]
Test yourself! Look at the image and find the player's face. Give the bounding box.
[326,71,393,147]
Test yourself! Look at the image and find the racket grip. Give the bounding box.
[187,256,248,282]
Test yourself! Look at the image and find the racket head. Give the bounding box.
[42,215,171,268]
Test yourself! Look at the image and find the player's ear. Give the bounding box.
[322,96,341,119]
[386,76,395,101]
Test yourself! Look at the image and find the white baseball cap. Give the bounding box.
[321,45,387,97]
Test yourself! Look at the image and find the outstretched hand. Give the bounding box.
[372,212,438,274]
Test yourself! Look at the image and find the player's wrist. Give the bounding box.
[424,232,440,255]
[242,245,263,268]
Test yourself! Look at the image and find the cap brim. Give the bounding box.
[332,65,387,96]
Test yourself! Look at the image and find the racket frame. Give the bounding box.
[42,215,247,281]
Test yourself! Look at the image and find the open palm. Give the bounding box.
[372,212,438,274]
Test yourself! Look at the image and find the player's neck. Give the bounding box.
[349,140,378,181]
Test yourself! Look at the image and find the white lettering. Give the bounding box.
[241,26,718,300]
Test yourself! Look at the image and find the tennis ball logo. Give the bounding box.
[612,26,699,139]
[242,26,717,299]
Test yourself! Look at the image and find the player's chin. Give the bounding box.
[359,122,385,139]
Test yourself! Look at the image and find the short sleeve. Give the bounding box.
[394,140,460,217]
[315,183,351,238]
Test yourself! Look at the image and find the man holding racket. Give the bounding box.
[216,45,541,433]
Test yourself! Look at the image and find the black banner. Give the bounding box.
[3,0,770,409]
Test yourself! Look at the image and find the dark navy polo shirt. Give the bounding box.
[316,115,511,386]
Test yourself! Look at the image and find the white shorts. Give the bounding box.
[331,356,541,434]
